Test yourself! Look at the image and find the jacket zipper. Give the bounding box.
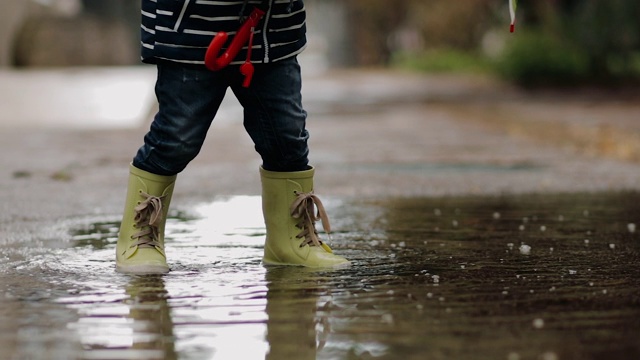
[262,0,273,63]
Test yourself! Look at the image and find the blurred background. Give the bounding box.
[1,0,639,87]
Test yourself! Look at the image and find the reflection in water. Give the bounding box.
[2,193,640,359]
[122,275,177,359]
[265,267,335,360]
[64,275,177,360]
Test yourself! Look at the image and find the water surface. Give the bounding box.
[1,193,639,360]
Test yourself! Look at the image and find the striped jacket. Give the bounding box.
[141,0,307,66]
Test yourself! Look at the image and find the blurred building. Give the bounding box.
[1,0,139,68]
[0,0,29,67]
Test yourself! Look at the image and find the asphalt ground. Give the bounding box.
[2,66,640,360]
[1,66,640,243]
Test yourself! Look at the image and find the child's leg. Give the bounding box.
[232,57,349,267]
[134,62,230,176]
[231,57,310,172]
[117,63,230,273]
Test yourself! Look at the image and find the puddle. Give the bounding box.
[1,193,640,359]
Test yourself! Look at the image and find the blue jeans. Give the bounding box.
[133,57,310,175]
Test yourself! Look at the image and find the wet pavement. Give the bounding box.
[2,193,640,360]
[1,67,640,360]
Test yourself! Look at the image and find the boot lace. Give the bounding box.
[130,192,166,249]
[290,191,332,249]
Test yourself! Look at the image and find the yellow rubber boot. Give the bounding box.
[116,164,176,274]
[260,166,349,268]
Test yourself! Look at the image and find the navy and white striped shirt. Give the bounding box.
[141,0,307,66]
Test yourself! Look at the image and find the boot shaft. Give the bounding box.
[260,166,349,267]
[122,164,177,236]
[116,164,176,274]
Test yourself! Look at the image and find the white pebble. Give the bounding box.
[532,318,545,329]
[628,223,636,233]
[519,244,531,255]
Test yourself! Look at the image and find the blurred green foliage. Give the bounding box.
[392,48,492,74]
[499,0,640,86]
[496,30,590,87]
[346,0,640,86]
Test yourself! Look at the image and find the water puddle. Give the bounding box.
[1,193,640,359]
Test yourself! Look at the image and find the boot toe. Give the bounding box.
[116,248,169,274]
[307,248,350,268]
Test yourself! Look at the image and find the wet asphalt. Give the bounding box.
[1,67,640,360]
